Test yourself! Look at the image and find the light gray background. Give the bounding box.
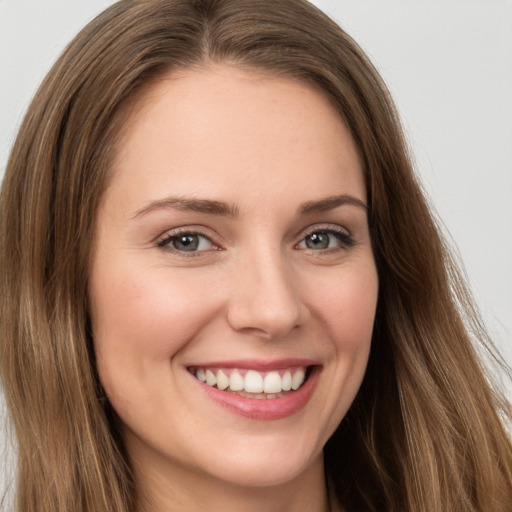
[1,0,511,504]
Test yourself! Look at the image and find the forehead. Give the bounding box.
[106,64,365,211]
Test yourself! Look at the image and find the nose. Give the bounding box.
[226,249,307,340]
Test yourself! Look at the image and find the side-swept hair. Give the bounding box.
[1,1,510,510]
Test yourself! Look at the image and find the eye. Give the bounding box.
[158,231,214,252]
[296,228,353,251]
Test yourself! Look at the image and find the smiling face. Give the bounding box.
[88,65,378,503]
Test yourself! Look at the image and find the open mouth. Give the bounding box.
[187,366,313,399]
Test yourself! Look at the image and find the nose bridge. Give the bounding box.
[227,243,303,338]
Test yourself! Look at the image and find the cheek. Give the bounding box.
[89,262,221,392]
[313,260,378,352]
[294,259,377,440]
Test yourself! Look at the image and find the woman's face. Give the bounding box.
[89,65,378,491]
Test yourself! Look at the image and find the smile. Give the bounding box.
[187,361,320,420]
[189,366,307,398]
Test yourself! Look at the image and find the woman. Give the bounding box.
[0,0,511,511]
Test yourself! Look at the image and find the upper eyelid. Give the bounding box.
[157,230,221,258]
[156,231,220,255]
[157,226,218,242]
[296,223,351,239]
[294,224,355,251]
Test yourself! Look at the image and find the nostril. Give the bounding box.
[226,293,305,339]
[237,326,273,339]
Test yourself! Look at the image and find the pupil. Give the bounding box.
[175,235,198,251]
[306,232,329,249]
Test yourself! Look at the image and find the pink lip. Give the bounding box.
[188,362,321,421]
[187,358,319,371]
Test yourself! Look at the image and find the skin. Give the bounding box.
[89,64,378,512]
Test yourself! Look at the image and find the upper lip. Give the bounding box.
[186,358,320,371]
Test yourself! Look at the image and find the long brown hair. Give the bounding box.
[1,1,510,510]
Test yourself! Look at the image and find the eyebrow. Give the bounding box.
[132,196,240,219]
[299,194,368,214]
[132,193,367,219]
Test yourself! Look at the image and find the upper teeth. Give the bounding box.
[192,367,307,394]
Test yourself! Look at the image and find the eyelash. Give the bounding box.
[157,225,355,257]
[297,226,355,252]
[157,228,218,258]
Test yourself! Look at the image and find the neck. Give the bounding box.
[132,451,331,512]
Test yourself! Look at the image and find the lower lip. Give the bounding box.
[191,367,320,420]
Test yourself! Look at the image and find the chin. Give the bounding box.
[202,446,323,489]
[183,422,329,489]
